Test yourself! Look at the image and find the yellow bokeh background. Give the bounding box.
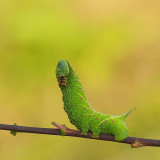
[0,0,160,160]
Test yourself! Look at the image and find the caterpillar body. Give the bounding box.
[56,59,134,141]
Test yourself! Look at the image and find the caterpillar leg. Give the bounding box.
[91,133,100,139]
[91,129,101,138]
[80,125,89,135]
[81,131,88,135]
[80,119,90,135]
[114,130,129,141]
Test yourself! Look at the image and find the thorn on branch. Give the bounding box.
[51,121,78,135]
[131,140,145,148]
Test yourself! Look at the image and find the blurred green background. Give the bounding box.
[0,0,160,159]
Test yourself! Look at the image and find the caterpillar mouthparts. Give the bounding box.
[59,75,67,87]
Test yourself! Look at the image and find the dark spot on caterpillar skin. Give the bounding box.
[96,117,98,120]
[59,75,67,87]
[59,83,66,87]
[112,121,114,124]
[89,115,91,117]
[83,107,86,109]
[61,79,66,83]
[63,107,66,111]
[79,88,81,90]
[80,97,83,100]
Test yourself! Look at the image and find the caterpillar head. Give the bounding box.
[56,59,69,87]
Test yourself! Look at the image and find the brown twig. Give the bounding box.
[0,123,160,148]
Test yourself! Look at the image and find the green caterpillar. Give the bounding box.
[56,59,135,141]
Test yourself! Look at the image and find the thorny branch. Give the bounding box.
[0,123,160,148]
